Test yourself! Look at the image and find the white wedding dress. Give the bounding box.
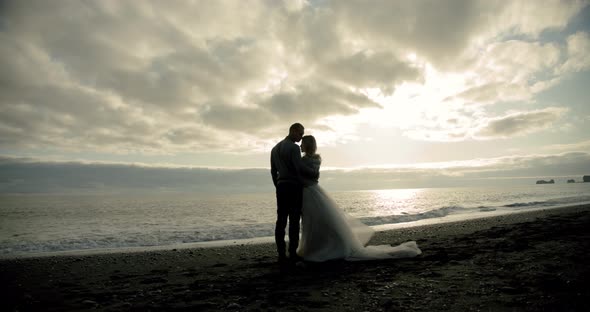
[297,156,422,262]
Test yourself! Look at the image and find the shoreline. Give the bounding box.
[3,203,589,260]
[2,204,589,311]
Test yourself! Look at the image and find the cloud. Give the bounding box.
[398,31,584,142]
[199,102,276,131]
[0,156,273,194]
[447,40,562,105]
[0,0,587,156]
[324,151,590,188]
[2,151,589,193]
[381,2,587,143]
[559,32,590,74]
[544,139,590,152]
[402,106,570,142]
[475,107,569,139]
[369,26,585,143]
[260,83,381,119]
[321,51,421,93]
[0,0,418,154]
[448,83,530,106]
[489,0,586,37]
[331,0,586,67]
[330,0,489,66]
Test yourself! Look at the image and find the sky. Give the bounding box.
[1,0,590,192]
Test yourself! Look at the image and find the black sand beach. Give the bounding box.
[2,205,589,311]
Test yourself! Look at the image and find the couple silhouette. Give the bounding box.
[270,123,421,266]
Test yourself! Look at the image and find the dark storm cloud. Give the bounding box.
[199,102,277,131]
[322,51,421,93]
[260,83,381,120]
[476,108,568,139]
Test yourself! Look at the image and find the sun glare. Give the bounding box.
[368,188,425,215]
[406,52,417,62]
[358,64,472,130]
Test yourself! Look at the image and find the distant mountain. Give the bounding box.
[536,179,555,184]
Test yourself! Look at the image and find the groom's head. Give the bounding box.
[288,123,304,142]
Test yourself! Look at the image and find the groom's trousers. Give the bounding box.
[275,182,303,258]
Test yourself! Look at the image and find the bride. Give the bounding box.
[297,135,422,262]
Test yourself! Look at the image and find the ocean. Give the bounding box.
[1,183,590,257]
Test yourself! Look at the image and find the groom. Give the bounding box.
[270,123,318,264]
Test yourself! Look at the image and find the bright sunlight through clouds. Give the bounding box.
[1,0,590,191]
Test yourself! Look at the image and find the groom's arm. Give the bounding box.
[290,146,319,180]
[298,158,319,179]
[270,147,279,187]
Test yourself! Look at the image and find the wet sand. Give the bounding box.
[2,205,589,311]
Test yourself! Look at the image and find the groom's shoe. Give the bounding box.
[289,255,307,271]
[289,254,304,263]
[278,254,288,263]
[278,255,291,273]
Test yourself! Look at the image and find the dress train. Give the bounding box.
[297,184,422,262]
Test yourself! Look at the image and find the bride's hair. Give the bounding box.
[302,135,321,160]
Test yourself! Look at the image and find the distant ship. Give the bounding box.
[536,179,555,184]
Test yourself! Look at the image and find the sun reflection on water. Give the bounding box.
[369,188,425,215]
[336,188,428,217]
